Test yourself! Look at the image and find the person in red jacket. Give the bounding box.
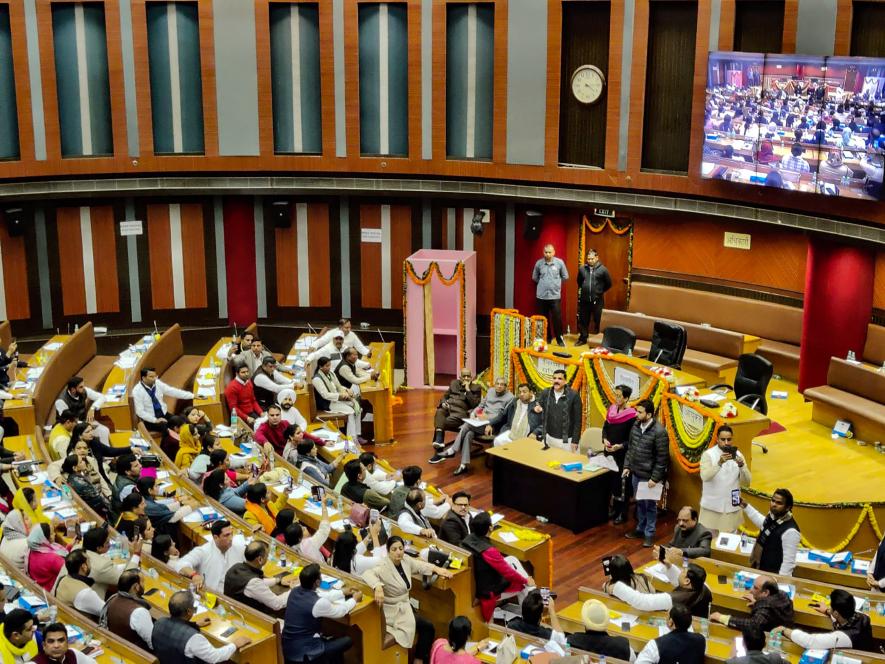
[254,404,288,454]
[224,364,263,426]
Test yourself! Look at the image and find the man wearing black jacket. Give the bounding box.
[710,575,794,633]
[576,249,612,344]
[623,398,668,547]
[439,491,472,546]
[533,370,582,451]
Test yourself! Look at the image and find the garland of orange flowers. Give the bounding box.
[510,347,584,394]
[584,355,666,411]
[660,392,724,473]
[403,260,468,377]
[490,308,523,386]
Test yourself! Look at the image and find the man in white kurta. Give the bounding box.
[699,424,751,532]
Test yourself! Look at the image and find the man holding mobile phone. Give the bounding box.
[699,425,751,533]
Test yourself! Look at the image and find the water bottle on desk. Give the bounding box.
[231,411,238,432]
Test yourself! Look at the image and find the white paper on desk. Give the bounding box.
[645,562,672,583]
[634,482,664,501]
[26,368,44,380]
[12,381,28,390]
[44,342,63,351]
[715,532,742,552]
[610,613,639,628]
[213,425,233,436]
[183,510,206,523]
[197,378,216,388]
[490,513,505,526]
[700,393,727,403]
[197,368,217,379]
[115,355,137,370]
[853,595,866,611]
[197,387,215,399]
[497,531,519,544]
[314,429,340,441]
[303,503,339,518]
[330,519,347,532]
[28,472,48,485]
[215,344,231,359]
[461,417,488,428]
[587,454,620,473]
[740,539,755,555]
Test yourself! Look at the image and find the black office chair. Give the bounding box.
[600,326,637,355]
[647,321,687,368]
[710,353,774,415]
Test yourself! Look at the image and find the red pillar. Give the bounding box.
[798,238,874,392]
[223,197,258,326]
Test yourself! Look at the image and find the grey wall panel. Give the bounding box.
[505,0,547,166]
[796,0,837,56]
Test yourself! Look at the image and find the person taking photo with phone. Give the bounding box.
[699,425,751,533]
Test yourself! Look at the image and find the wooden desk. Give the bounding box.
[0,553,157,664]
[743,335,762,355]
[139,555,282,664]
[4,334,71,435]
[479,624,606,663]
[485,437,611,532]
[710,537,872,591]
[641,558,885,639]
[556,586,885,664]
[360,341,396,444]
[98,334,158,431]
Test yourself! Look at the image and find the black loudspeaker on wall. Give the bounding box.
[3,207,26,238]
[269,200,292,229]
[524,210,543,239]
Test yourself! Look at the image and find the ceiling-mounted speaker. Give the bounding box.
[269,200,292,229]
[524,210,543,239]
[3,207,26,238]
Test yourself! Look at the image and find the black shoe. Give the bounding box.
[555,337,566,347]
[612,515,626,525]
[576,337,588,346]
[453,464,469,476]
[643,536,655,548]
[624,530,643,539]
[428,451,452,464]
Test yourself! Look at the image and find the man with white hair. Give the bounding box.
[311,318,370,357]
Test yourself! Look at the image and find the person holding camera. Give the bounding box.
[699,424,751,533]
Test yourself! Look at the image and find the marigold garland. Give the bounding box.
[490,308,523,386]
[660,393,723,473]
[583,355,666,417]
[403,260,468,378]
[739,503,885,553]
[510,348,584,396]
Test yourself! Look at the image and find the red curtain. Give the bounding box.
[798,238,874,391]
[223,198,258,326]
[513,208,582,334]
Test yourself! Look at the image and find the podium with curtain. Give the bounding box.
[404,250,477,387]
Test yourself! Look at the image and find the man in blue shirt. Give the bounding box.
[532,244,569,346]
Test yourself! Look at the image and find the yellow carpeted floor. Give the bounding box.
[750,378,885,504]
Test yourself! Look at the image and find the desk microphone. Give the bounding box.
[306,323,318,336]
[376,326,386,344]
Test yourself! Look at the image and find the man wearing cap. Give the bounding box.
[252,356,301,412]
[568,598,636,661]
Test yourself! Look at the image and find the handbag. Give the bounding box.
[349,502,370,528]
[496,635,518,664]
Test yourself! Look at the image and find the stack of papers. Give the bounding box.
[645,563,672,583]
[53,507,78,520]
[44,342,63,352]
[489,513,505,526]
[586,455,620,472]
[609,612,640,628]
[497,531,519,544]
[215,343,232,359]
[303,502,338,518]
[289,486,311,500]
[115,354,138,370]
[197,386,216,399]
[26,368,44,380]
[715,532,742,552]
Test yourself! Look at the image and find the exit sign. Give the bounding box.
[594,208,616,218]
[724,232,751,250]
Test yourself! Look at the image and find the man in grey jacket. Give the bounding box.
[532,244,569,346]
[665,506,713,559]
[623,398,669,547]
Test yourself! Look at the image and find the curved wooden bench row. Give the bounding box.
[803,357,885,442]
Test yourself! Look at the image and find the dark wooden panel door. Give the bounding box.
[641,1,698,173]
[733,0,784,53]
[558,1,611,168]
[851,2,885,57]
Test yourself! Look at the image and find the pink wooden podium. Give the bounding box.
[404,250,476,387]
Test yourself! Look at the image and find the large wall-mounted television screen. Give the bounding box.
[702,51,884,200]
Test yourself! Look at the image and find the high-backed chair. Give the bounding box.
[600,326,636,355]
[647,321,687,368]
[711,353,774,414]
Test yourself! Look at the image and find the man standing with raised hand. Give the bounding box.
[532,244,569,346]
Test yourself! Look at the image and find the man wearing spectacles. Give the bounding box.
[440,491,472,546]
[699,424,751,533]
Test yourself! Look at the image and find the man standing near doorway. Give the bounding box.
[576,249,612,345]
[532,244,569,346]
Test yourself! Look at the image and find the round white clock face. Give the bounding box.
[571,65,606,105]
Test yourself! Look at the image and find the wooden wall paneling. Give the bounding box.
[473,208,496,317]
[0,212,31,320]
[180,203,207,308]
[55,207,87,316]
[781,0,798,52]
[604,0,625,169]
[874,251,885,311]
[849,1,885,56]
[491,0,507,165]
[732,1,785,53]
[198,0,218,156]
[254,0,274,156]
[274,211,299,308]
[631,214,808,293]
[102,0,128,160]
[558,0,611,168]
[640,1,698,173]
[388,204,411,310]
[8,1,35,161]
[431,0,447,163]
[316,1,336,157]
[543,0,562,167]
[718,0,735,50]
[344,0,360,159]
[625,0,649,174]
[88,206,120,313]
[359,204,382,309]
[407,0,421,160]
[130,0,154,155]
[35,0,62,160]
[307,202,332,307]
[146,203,174,310]
[833,0,852,55]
